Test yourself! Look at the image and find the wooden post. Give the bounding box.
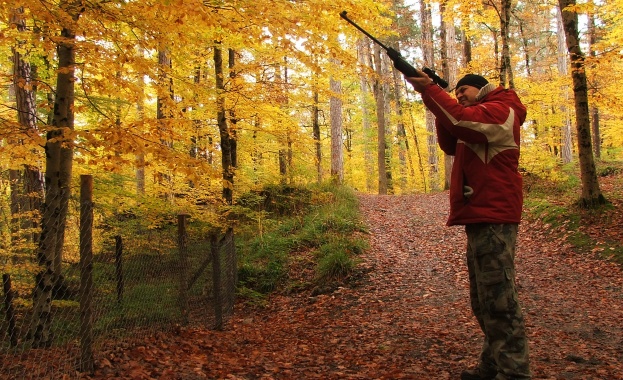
[114,235,123,303]
[211,233,223,330]
[2,274,18,346]
[178,214,189,325]
[79,175,94,373]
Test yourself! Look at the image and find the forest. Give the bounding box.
[1,0,623,378]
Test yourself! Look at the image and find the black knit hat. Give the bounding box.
[455,74,489,90]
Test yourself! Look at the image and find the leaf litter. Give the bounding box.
[19,191,623,379]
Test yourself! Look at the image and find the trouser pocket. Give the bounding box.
[478,268,518,315]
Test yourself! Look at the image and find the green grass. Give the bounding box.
[235,183,368,299]
[524,160,623,265]
[94,281,180,336]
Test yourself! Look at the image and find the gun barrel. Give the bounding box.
[339,11,389,51]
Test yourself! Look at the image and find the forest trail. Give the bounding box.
[87,192,623,380]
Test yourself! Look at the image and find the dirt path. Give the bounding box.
[88,192,623,380]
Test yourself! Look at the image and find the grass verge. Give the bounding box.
[523,160,623,265]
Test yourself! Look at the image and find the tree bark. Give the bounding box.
[558,0,606,207]
[500,0,514,88]
[32,0,82,348]
[440,1,456,190]
[421,0,439,191]
[372,44,388,195]
[214,46,234,205]
[312,83,322,183]
[157,48,174,201]
[10,7,44,251]
[587,13,601,160]
[358,39,375,193]
[330,73,344,184]
[556,7,573,164]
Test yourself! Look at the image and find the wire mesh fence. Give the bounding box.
[1,175,237,379]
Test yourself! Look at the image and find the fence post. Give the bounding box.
[114,235,123,303]
[79,175,94,373]
[178,214,189,325]
[211,233,223,330]
[2,274,18,346]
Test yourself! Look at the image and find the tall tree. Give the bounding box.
[557,7,574,164]
[214,45,235,205]
[499,0,515,88]
[10,6,44,250]
[312,81,322,183]
[558,0,606,207]
[439,1,456,189]
[329,67,344,184]
[587,12,601,160]
[31,0,83,348]
[420,0,439,191]
[156,47,174,200]
[357,38,375,193]
[372,44,388,195]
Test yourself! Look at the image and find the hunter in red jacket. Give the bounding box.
[407,72,531,380]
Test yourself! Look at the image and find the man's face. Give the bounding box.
[454,85,480,106]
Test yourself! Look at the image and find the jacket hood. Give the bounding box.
[478,85,527,124]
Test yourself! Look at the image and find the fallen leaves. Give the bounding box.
[5,190,623,380]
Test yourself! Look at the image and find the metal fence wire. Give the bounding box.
[0,175,237,379]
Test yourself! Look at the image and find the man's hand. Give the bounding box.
[405,69,433,93]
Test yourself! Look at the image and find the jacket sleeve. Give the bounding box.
[435,118,457,155]
[421,84,511,144]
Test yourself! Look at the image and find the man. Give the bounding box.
[406,72,531,380]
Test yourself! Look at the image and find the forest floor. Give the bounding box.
[82,180,623,379]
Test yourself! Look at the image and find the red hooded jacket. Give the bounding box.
[420,82,526,226]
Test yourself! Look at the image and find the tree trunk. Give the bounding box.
[372,44,388,195]
[462,30,472,64]
[32,0,82,347]
[228,48,238,170]
[136,60,146,195]
[587,13,601,160]
[390,0,408,191]
[556,7,573,164]
[358,38,375,193]
[421,0,439,191]
[10,7,44,251]
[157,48,174,200]
[312,84,322,183]
[558,0,606,207]
[330,72,344,184]
[500,0,514,88]
[440,1,456,190]
[214,46,234,205]
[274,63,288,183]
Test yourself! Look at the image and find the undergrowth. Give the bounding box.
[235,183,368,303]
[523,159,623,265]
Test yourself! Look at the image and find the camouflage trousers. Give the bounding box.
[465,223,531,380]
